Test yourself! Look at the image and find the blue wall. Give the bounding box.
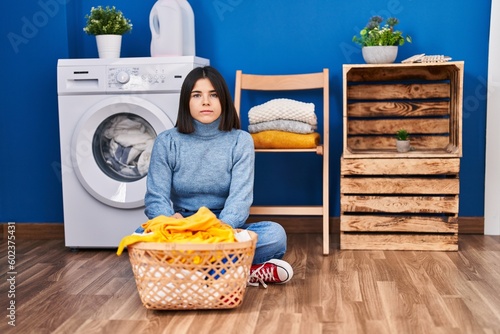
[0,0,491,223]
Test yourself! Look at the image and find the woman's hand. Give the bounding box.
[171,213,183,219]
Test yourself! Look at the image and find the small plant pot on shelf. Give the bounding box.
[96,35,122,58]
[83,6,132,59]
[396,140,411,153]
[362,46,398,64]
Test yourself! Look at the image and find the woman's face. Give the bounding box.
[189,78,222,124]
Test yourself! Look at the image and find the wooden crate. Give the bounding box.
[340,157,459,251]
[342,62,464,158]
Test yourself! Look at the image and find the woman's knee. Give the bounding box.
[246,221,286,263]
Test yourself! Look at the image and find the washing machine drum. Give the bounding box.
[71,97,174,208]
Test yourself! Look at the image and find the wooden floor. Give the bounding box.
[1,234,500,334]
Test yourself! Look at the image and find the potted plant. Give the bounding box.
[396,129,411,153]
[83,6,133,58]
[353,16,412,64]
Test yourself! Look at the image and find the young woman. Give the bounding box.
[143,66,293,287]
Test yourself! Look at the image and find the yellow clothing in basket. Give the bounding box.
[116,206,236,256]
[251,131,320,149]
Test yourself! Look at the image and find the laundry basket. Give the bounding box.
[127,230,257,310]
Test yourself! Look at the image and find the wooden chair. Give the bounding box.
[234,69,330,254]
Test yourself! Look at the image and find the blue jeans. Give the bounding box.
[241,221,287,265]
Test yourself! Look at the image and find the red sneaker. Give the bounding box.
[248,259,293,288]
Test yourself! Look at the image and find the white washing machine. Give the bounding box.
[57,56,209,248]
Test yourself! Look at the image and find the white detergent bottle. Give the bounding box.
[176,0,195,56]
[149,0,195,57]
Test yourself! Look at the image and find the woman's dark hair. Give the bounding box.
[176,66,240,134]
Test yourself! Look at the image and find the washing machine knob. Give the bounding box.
[116,71,130,84]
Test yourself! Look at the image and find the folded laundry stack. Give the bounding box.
[247,98,320,149]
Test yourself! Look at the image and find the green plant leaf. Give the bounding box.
[83,6,132,36]
[352,16,411,47]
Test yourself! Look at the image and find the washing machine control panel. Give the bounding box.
[106,63,193,92]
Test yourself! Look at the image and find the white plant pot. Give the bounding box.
[96,35,122,59]
[396,140,411,153]
[362,46,398,64]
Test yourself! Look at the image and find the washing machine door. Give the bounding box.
[71,95,176,208]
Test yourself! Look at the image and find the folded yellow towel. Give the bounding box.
[116,206,236,256]
[251,131,320,149]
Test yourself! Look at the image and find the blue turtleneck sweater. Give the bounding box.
[144,118,255,228]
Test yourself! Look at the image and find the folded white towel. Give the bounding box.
[248,98,317,125]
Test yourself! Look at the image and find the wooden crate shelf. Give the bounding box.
[342,62,464,158]
[340,157,460,251]
[340,62,463,251]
